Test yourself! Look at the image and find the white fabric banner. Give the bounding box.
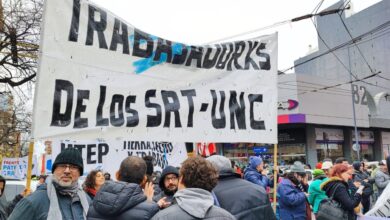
[32,0,278,143]
[365,183,390,218]
[1,157,38,179]
[47,139,188,176]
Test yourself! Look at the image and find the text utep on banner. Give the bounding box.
[33,0,278,143]
[47,139,188,175]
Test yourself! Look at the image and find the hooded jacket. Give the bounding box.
[87,181,159,220]
[321,177,362,220]
[153,166,179,203]
[308,175,328,214]
[151,188,235,220]
[374,169,390,196]
[243,158,272,189]
[213,169,275,220]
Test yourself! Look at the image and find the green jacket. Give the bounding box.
[308,176,328,214]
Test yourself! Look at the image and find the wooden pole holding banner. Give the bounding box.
[273,144,278,212]
[26,141,34,193]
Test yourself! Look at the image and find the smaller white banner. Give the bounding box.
[48,139,188,177]
[1,157,38,179]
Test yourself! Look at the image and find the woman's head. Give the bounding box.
[84,170,105,190]
[329,164,352,182]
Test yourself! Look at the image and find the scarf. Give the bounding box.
[84,187,97,197]
[47,176,89,220]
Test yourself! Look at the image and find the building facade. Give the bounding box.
[218,1,390,168]
[278,0,390,167]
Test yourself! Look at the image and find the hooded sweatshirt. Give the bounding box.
[87,181,159,220]
[153,166,179,203]
[151,188,235,220]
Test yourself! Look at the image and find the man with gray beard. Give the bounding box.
[9,148,90,220]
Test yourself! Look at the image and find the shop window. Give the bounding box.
[316,143,343,162]
[352,143,374,161]
[278,144,306,165]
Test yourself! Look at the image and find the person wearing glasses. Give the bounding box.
[153,166,179,208]
[9,147,90,220]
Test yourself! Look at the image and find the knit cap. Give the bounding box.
[290,161,305,173]
[52,147,84,174]
[206,155,231,172]
[312,169,325,178]
[249,156,263,169]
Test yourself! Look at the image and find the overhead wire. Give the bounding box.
[205,1,347,45]
[279,20,390,75]
[337,0,375,74]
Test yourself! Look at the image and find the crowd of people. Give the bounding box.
[0,147,388,220]
[276,157,390,220]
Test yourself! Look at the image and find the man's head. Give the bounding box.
[249,156,263,172]
[142,156,154,177]
[52,147,83,187]
[379,160,387,172]
[159,166,179,196]
[206,155,232,173]
[39,175,47,184]
[353,161,362,172]
[0,176,5,197]
[116,156,147,185]
[323,158,333,163]
[178,157,218,192]
[104,172,111,181]
[335,157,349,165]
[321,161,333,175]
[289,161,306,182]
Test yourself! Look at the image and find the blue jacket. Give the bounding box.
[244,167,273,189]
[8,184,87,220]
[277,178,307,220]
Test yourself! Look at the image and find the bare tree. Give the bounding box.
[0,92,32,161]
[0,0,42,87]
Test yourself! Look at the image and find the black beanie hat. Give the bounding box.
[52,148,84,174]
[159,166,179,190]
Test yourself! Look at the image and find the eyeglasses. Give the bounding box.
[165,176,178,182]
[56,164,79,172]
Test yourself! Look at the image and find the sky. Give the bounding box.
[91,0,381,73]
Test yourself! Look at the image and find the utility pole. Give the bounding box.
[348,47,360,161]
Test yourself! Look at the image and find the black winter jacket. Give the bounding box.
[353,170,374,197]
[213,170,276,220]
[87,181,159,220]
[321,177,362,220]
